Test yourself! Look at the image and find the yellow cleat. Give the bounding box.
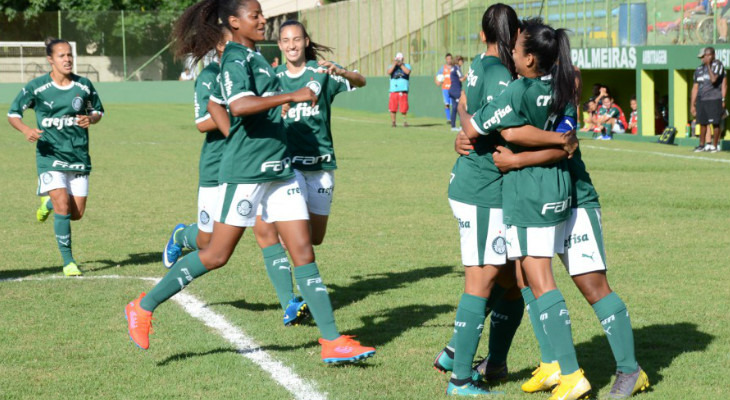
[63,262,82,276]
[37,196,51,222]
[549,369,591,400]
[522,362,561,393]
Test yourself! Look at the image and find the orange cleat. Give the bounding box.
[125,293,154,350]
[319,335,375,364]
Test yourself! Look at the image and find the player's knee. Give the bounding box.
[200,251,231,270]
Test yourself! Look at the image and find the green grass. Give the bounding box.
[1,105,729,399]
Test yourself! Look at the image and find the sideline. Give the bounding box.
[0,274,327,400]
[581,144,730,164]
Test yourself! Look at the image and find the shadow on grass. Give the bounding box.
[157,347,241,366]
[574,322,713,392]
[207,299,280,312]
[0,251,162,280]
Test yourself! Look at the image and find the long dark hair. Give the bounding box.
[278,20,332,61]
[172,0,253,62]
[482,3,520,77]
[520,18,577,115]
[45,37,70,56]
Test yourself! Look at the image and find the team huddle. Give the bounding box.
[8,0,651,398]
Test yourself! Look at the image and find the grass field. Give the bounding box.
[1,104,729,400]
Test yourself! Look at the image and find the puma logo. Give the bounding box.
[201,81,212,90]
[582,252,596,262]
[44,100,54,109]
[258,68,271,77]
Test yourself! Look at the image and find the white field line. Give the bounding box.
[0,274,327,400]
[581,144,730,164]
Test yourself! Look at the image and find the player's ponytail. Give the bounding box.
[520,18,577,115]
[482,3,520,77]
[45,37,70,56]
[279,20,333,61]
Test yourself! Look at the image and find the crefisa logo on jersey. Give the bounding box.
[236,200,253,217]
[492,236,506,255]
[306,80,321,96]
[71,96,83,112]
[200,210,210,225]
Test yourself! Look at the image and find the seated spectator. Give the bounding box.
[596,96,626,139]
[580,97,598,132]
[628,95,638,134]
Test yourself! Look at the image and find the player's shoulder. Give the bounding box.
[26,73,52,90]
[222,42,254,64]
[201,62,220,76]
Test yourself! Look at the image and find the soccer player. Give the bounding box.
[248,20,366,327]
[595,96,625,140]
[161,27,233,270]
[460,18,591,400]
[7,37,104,277]
[434,4,525,396]
[124,0,375,365]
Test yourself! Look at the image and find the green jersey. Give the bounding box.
[471,75,572,227]
[448,54,512,208]
[194,62,226,187]
[8,73,104,175]
[568,148,600,208]
[274,60,351,171]
[217,42,293,184]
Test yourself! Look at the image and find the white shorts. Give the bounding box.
[448,199,507,266]
[37,171,89,197]
[295,169,335,216]
[197,186,220,233]
[612,122,625,134]
[558,208,607,276]
[505,222,565,259]
[216,177,309,228]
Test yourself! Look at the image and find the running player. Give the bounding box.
[433,4,524,396]
[460,18,591,400]
[161,26,233,269]
[250,20,366,327]
[124,0,375,364]
[7,37,104,277]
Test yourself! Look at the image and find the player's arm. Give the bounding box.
[492,145,567,172]
[691,83,699,116]
[207,99,230,136]
[317,61,366,88]
[228,89,316,117]
[8,115,42,142]
[501,125,578,158]
[7,86,42,142]
[77,81,104,128]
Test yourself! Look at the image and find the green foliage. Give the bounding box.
[1,104,729,399]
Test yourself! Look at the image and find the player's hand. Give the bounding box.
[23,127,43,142]
[290,87,318,107]
[691,105,697,117]
[492,145,516,172]
[561,130,579,159]
[318,60,344,76]
[454,130,473,156]
[76,115,91,128]
[281,103,291,118]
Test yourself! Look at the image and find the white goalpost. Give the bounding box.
[0,41,77,82]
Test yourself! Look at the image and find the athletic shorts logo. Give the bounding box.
[71,96,83,112]
[236,200,253,217]
[306,80,322,96]
[200,210,210,225]
[41,172,53,184]
[492,236,506,255]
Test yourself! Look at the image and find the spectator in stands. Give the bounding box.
[435,53,454,123]
[580,97,598,132]
[691,46,725,152]
[179,67,194,81]
[718,2,729,42]
[387,52,411,128]
[628,95,638,135]
[596,96,626,139]
[659,0,711,34]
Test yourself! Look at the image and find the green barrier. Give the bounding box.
[1,81,195,104]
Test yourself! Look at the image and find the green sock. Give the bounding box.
[522,287,556,363]
[174,224,199,250]
[54,213,74,265]
[446,282,508,350]
[487,296,524,364]
[294,263,339,340]
[536,289,579,375]
[451,293,487,381]
[592,292,639,373]
[46,198,54,211]
[140,251,209,312]
[262,243,294,311]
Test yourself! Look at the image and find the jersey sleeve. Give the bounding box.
[608,107,620,118]
[209,74,225,105]
[194,71,215,123]
[86,81,104,115]
[470,83,526,135]
[7,83,35,118]
[327,73,353,99]
[221,54,255,105]
[713,60,725,79]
